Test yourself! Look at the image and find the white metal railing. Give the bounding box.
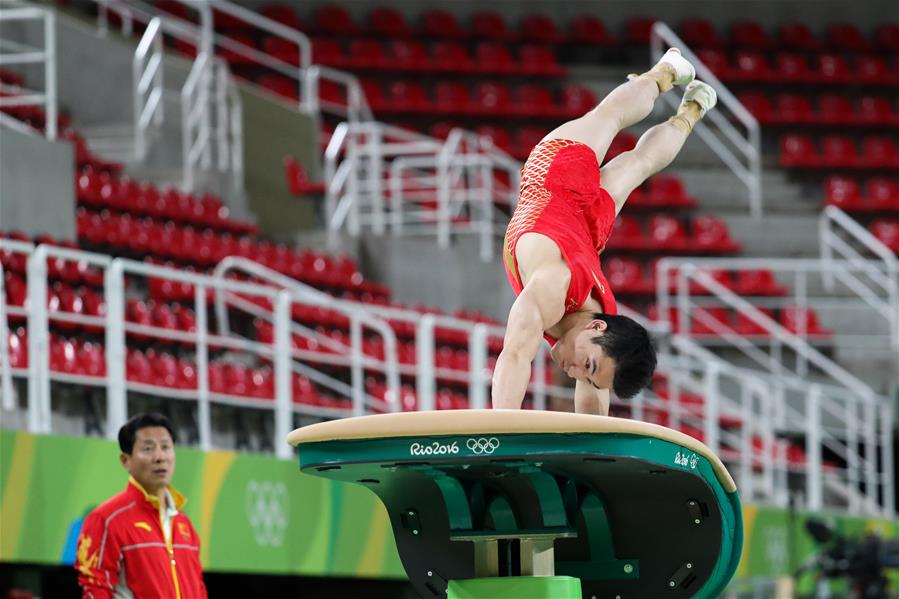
[132,16,163,161]
[97,0,133,38]
[650,22,762,218]
[324,121,521,260]
[0,5,57,140]
[11,242,401,459]
[820,206,899,354]
[180,54,241,192]
[213,58,242,192]
[181,52,212,191]
[212,257,548,411]
[1,240,893,514]
[303,64,372,123]
[657,257,896,386]
[666,335,893,516]
[92,0,315,114]
[87,1,244,191]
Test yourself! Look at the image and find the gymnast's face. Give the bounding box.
[555,319,617,390]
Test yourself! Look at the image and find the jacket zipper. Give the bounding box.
[160,511,182,599]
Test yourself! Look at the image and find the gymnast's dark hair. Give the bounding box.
[118,412,177,454]
[590,313,657,399]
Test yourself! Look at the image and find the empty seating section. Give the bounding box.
[671,19,896,257]
[5,8,862,460]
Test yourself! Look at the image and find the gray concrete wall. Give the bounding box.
[2,9,137,127]
[0,123,75,239]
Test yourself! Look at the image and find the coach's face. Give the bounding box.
[121,426,175,495]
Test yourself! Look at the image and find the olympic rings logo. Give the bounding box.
[466,437,500,455]
[245,480,289,547]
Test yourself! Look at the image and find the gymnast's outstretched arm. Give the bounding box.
[492,266,566,410]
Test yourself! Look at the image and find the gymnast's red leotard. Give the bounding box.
[503,139,618,343]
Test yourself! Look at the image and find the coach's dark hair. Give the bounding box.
[118,412,177,454]
[590,313,657,399]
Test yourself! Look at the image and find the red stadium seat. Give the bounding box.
[346,39,386,70]
[367,7,412,37]
[420,9,465,40]
[870,220,899,252]
[568,15,615,46]
[607,215,643,250]
[773,93,814,124]
[648,174,695,207]
[432,81,469,115]
[77,340,105,378]
[780,306,830,337]
[773,52,812,83]
[519,13,562,44]
[862,136,899,168]
[691,307,731,336]
[428,121,457,140]
[692,215,740,252]
[53,283,83,331]
[816,53,852,84]
[155,0,191,21]
[49,336,79,374]
[696,49,729,79]
[733,270,787,296]
[308,37,344,67]
[625,17,655,45]
[474,124,513,154]
[826,23,870,52]
[313,4,356,35]
[387,80,429,114]
[866,178,899,211]
[472,82,512,116]
[874,24,899,51]
[731,51,771,82]
[779,134,819,167]
[776,23,820,51]
[821,135,859,168]
[470,11,513,41]
[474,42,515,75]
[857,96,893,125]
[80,288,106,332]
[648,215,689,251]
[7,327,27,368]
[432,42,474,73]
[735,308,776,336]
[824,175,864,210]
[359,80,385,112]
[260,4,304,30]
[604,257,645,294]
[679,19,723,48]
[729,21,772,49]
[818,94,853,125]
[559,84,596,117]
[515,126,547,156]
[513,84,555,118]
[256,74,298,102]
[126,348,152,384]
[387,40,428,73]
[518,44,564,77]
[856,55,891,85]
[737,92,773,124]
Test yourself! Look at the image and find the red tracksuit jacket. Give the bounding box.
[75,477,207,598]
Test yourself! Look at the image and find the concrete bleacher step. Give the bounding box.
[79,122,137,162]
[718,214,820,257]
[675,168,812,215]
